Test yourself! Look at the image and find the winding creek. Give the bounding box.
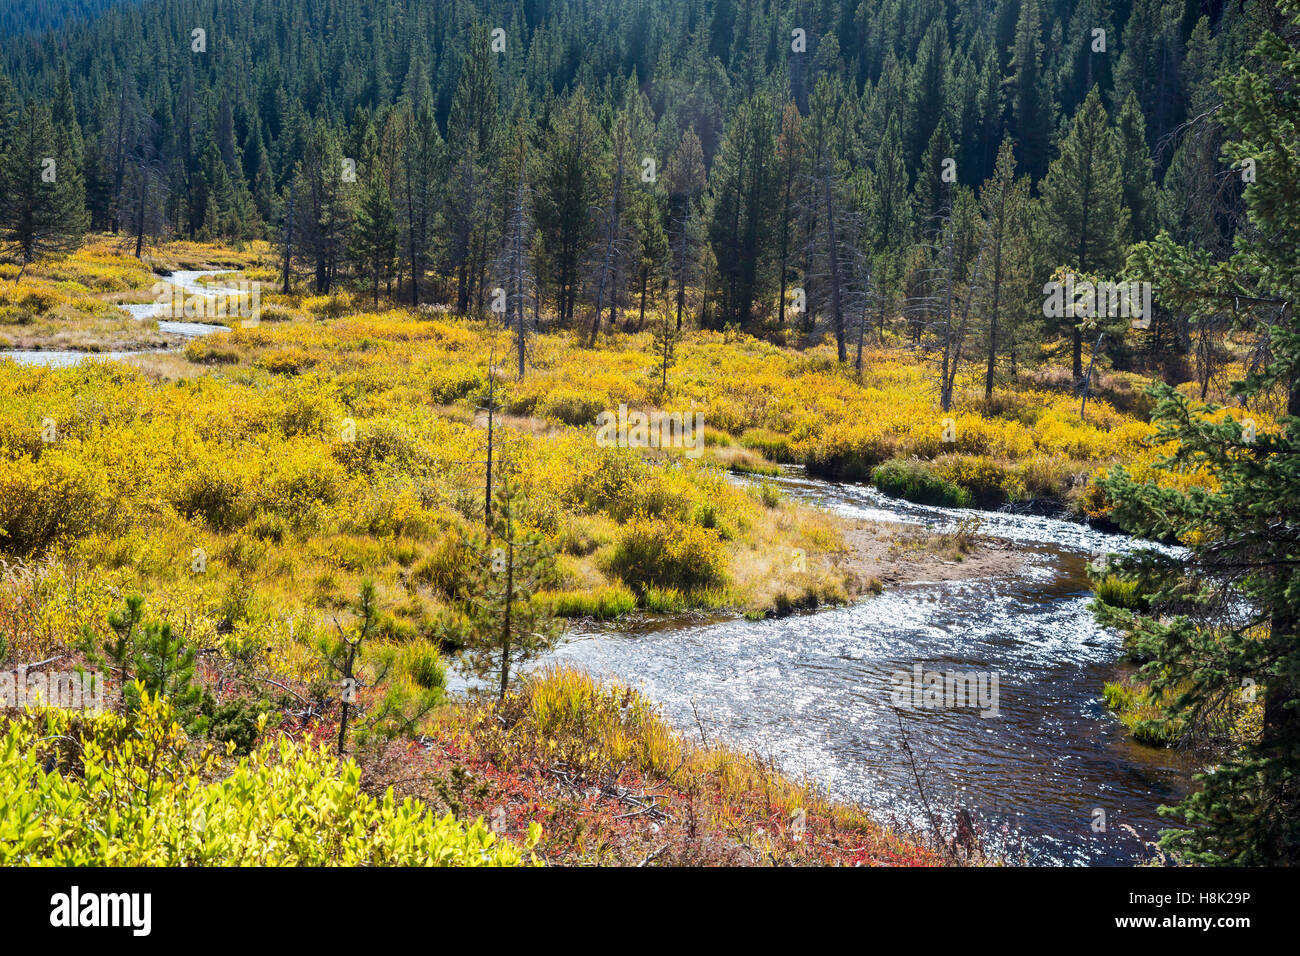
[4,269,235,367]
[544,474,1196,866]
[8,273,1197,864]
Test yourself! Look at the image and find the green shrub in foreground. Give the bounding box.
[0,692,535,866]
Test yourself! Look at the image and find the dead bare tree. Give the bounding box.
[494,163,539,378]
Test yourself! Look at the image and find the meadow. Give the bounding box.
[0,237,1253,865]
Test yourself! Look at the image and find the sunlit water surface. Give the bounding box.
[541,473,1195,865]
[3,269,233,366]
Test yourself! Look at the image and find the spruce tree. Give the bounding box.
[1005,0,1055,182]
[1103,3,1300,864]
[706,91,776,329]
[665,129,706,331]
[350,150,398,304]
[976,137,1032,399]
[774,101,806,326]
[536,88,601,327]
[50,61,88,240]
[1038,86,1129,381]
[0,101,86,273]
[1115,92,1159,243]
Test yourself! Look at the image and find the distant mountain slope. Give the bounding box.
[1,0,140,39]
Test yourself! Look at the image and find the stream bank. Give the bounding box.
[539,472,1194,865]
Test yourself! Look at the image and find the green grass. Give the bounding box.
[871,458,973,508]
[1103,679,1183,746]
[1093,574,1151,612]
[548,586,638,620]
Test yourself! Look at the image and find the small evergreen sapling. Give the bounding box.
[319,579,446,754]
[650,305,680,401]
[462,472,564,700]
[79,594,204,733]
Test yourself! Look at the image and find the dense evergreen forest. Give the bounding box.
[0,0,1274,388]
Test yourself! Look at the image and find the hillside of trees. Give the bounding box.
[0,0,1275,394]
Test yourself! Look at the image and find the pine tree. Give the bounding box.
[447,26,500,315]
[864,115,913,343]
[394,89,443,306]
[774,101,806,326]
[1104,2,1300,864]
[536,88,601,327]
[1059,0,1115,115]
[50,61,88,241]
[0,101,85,273]
[1038,87,1129,381]
[650,304,680,401]
[79,594,203,732]
[349,156,398,304]
[293,122,353,293]
[907,19,951,170]
[462,473,563,701]
[318,580,444,754]
[496,122,538,377]
[976,138,1033,399]
[0,66,16,147]
[665,129,706,331]
[706,91,776,328]
[1005,0,1055,182]
[915,116,956,237]
[590,112,632,344]
[806,76,852,362]
[1115,92,1159,243]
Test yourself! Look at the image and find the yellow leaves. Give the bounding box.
[0,447,118,555]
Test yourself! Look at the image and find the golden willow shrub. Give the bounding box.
[0,446,118,554]
[604,515,728,594]
[0,694,537,866]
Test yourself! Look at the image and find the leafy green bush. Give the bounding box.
[0,696,537,865]
[871,459,972,508]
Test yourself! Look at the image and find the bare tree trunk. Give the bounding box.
[589,139,626,345]
[280,183,296,295]
[822,164,846,363]
[133,168,148,259]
